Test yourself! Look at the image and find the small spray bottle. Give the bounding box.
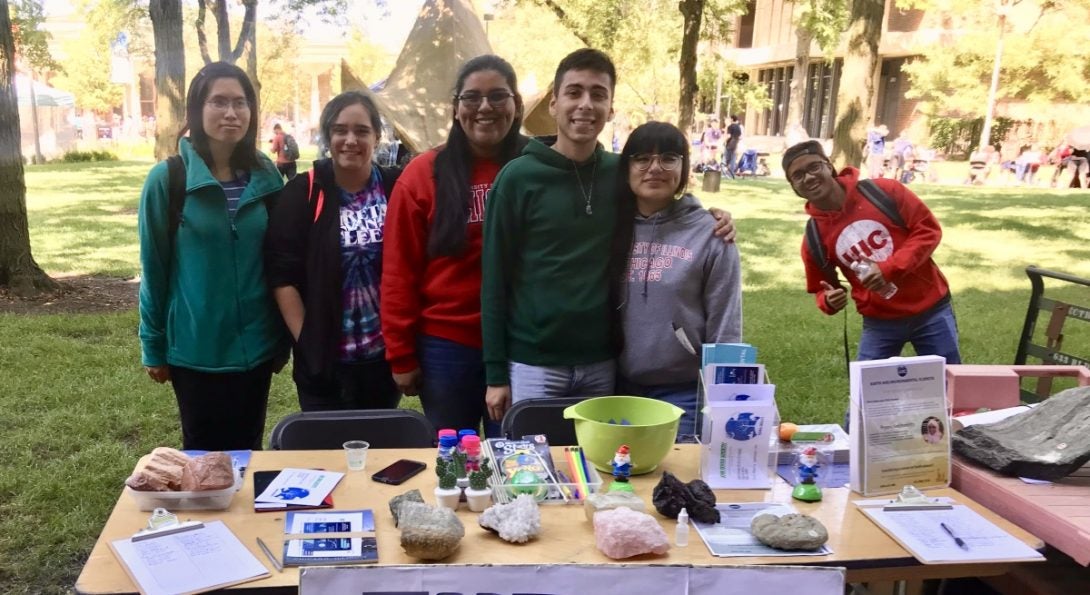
[676,507,690,547]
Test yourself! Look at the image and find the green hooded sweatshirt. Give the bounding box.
[138,138,285,371]
[481,138,619,385]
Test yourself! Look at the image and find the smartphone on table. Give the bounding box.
[371,459,428,485]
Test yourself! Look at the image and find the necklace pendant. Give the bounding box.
[585,203,593,215]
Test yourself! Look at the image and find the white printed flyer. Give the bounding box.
[849,355,951,496]
[700,378,777,489]
[254,468,344,507]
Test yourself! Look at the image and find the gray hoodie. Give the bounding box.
[618,193,743,386]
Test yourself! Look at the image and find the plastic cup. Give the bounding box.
[343,440,369,471]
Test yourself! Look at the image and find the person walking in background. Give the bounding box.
[269,123,299,180]
[865,124,889,179]
[138,62,287,451]
[784,140,960,365]
[613,122,743,441]
[723,114,742,179]
[381,55,526,437]
[265,92,402,412]
[699,117,722,169]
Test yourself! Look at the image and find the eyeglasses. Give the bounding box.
[630,153,683,171]
[789,161,828,184]
[205,98,250,112]
[456,91,515,109]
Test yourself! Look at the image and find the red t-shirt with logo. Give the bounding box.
[381,149,499,373]
[801,167,950,320]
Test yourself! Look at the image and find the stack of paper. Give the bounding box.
[254,468,344,508]
[849,356,951,496]
[700,345,778,489]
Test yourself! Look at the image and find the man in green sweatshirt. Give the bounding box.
[481,49,620,421]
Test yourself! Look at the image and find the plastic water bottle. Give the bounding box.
[850,260,898,299]
[437,433,459,464]
[457,429,478,454]
[676,507,690,547]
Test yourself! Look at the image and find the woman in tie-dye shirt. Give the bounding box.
[265,91,402,411]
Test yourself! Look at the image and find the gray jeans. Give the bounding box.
[509,359,616,403]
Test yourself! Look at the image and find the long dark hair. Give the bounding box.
[181,62,260,172]
[610,121,692,286]
[429,55,525,257]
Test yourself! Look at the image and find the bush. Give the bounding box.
[59,150,120,163]
[928,116,1016,159]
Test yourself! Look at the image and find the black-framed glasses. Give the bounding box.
[789,161,828,184]
[455,91,515,109]
[631,153,683,171]
[205,97,250,112]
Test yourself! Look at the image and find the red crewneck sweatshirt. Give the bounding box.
[381,149,499,373]
[801,167,951,320]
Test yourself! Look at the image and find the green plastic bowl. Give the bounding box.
[563,396,683,475]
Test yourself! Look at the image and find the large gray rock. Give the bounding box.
[395,500,465,560]
[953,386,1090,481]
[479,494,541,543]
[388,489,425,528]
[750,513,828,550]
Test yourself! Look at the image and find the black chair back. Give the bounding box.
[500,397,587,445]
[268,409,436,450]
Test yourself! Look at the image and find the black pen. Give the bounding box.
[940,522,968,550]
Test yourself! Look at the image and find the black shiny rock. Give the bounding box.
[652,471,720,523]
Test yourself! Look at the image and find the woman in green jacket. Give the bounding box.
[138,62,286,451]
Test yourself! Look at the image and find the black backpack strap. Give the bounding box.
[166,155,186,245]
[856,179,905,228]
[805,218,840,287]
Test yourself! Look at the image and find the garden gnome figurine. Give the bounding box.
[608,444,634,493]
[792,446,822,502]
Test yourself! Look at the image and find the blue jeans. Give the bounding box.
[418,335,500,438]
[857,299,962,364]
[619,379,700,443]
[509,359,615,402]
[722,148,737,178]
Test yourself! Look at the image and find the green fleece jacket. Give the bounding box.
[138,138,285,371]
[481,138,619,385]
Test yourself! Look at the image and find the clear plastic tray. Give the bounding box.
[125,469,242,511]
[488,464,603,505]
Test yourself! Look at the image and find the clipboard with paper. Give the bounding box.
[855,499,1044,565]
[108,520,270,595]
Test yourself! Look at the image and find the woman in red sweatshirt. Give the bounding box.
[380,55,526,436]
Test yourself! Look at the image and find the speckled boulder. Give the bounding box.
[751,513,828,550]
[395,500,465,560]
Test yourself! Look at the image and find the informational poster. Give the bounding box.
[300,564,845,595]
[700,369,777,489]
[849,355,951,496]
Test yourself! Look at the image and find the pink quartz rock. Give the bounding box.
[592,507,670,559]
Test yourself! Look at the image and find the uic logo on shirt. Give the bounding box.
[835,219,893,267]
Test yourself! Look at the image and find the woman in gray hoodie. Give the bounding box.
[611,121,743,441]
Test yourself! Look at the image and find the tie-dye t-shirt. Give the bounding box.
[338,168,387,362]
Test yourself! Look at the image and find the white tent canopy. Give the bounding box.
[15,74,75,108]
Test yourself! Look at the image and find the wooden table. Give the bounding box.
[952,455,1090,566]
[75,446,1044,594]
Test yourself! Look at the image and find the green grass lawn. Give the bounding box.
[1,160,1089,592]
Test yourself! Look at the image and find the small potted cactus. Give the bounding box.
[464,458,494,512]
[434,457,462,510]
[452,449,469,489]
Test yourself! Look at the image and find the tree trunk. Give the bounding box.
[150,0,186,160]
[830,0,883,169]
[678,0,705,136]
[214,0,231,62]
[239,0,259,121]
[786,26,812,132]
[0,0,55,294]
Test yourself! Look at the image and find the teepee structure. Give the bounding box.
[342,0,492,153]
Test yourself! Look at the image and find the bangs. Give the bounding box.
[622,121,689,159]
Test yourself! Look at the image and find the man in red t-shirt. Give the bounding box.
[269,123,297,180]
[784,140,961,364]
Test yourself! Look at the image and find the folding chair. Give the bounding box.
[500,397,587,446]
[268,409,436,450]
[1014,265,1090,401]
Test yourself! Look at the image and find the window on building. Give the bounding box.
[737,1,756,48]
[756,65,793,136]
